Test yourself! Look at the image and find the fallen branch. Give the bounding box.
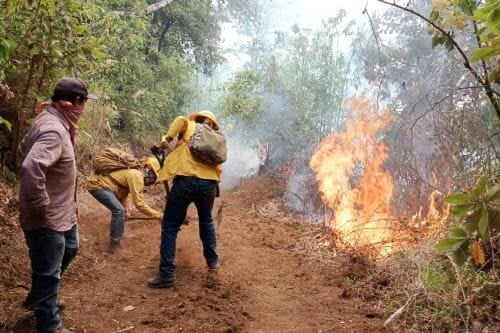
[146,0,174,14]
[112,0,174,17]
[384,294,417,328]
[114,326,134,333]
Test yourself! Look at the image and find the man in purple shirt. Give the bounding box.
[18,77,97,333]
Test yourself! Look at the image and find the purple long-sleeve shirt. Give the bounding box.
[18,106,77,231]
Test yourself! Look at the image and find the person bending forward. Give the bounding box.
[86,157,161,253]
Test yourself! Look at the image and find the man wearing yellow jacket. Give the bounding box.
[86,157,162,252]
[148,110,221,289]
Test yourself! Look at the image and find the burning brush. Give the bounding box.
[310,98,449,257]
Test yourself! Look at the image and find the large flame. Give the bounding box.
[310,98,447,256]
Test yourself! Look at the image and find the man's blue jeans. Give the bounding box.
[23,224,78,333]
[89,189,125,242]
[159,176,218,277]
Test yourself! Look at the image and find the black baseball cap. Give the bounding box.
[53,77,98,100]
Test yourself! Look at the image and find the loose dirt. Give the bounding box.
[1,177,384,332]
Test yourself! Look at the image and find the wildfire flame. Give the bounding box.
[310,98,448,256]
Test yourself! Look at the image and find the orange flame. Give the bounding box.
[310,98,447,256]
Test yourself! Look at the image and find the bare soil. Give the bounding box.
[1,177,384,332]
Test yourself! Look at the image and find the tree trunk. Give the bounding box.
[157,20,173,53]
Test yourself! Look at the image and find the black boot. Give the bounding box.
[147,274,176,288]
[204,266,218,288]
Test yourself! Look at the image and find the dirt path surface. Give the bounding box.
[4,178,384,332]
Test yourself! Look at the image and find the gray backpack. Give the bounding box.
[188,124,227,166]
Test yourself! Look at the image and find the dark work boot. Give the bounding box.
[204,266,218,289]
[147,275,176,289]
[108,240,122,254]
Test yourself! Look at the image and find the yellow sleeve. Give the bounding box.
[162,116,188,142]
[125,170,161,218]
[85,173,101,191]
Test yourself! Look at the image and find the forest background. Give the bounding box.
[0,0,499,331]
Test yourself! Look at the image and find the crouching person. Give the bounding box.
[86,157,162,253]
[18,77,98,333]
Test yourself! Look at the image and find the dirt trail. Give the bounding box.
[5,178,384,332]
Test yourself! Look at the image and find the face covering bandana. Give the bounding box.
[52,101,85,145]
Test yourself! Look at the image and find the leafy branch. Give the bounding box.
[436,176,500,266]
[376,0,500,119]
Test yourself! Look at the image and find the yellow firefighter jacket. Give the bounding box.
[157,116,221,182]
[86,169,161,218]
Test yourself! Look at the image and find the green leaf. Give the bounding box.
[444,37,455,51]
[485,183,500,202]
[445,193,473,204]
[478,206,490,240]
[479,31,496,43]
[471,47,500,62]
[474,1,500,21]
[452,241,470,266]
[430,10,441,23]
[464,209,480,234]
[436,237,467,251]
[451,204,475,216]
[52,49,64,58]
[475,9,488,21]
[7,0,17,15]
[431,35,446,49]
[436,226,468,252]
[75,25,89,35]
[457,0,477,15]
[489,68,499,83]
[472,176,488,198]
[0,116,12,132]
[450,227,468,238]
[477,26,488,36]
[0,40,13,63]
[486,7,500,35]
[45,0,56,17]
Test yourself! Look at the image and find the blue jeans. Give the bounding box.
[89,189,125,242]
[23,224,79,333]
[159,176,218,277]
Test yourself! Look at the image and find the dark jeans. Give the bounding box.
[23,224,79,333]
[89,189,125,242]
[159,176,218,277]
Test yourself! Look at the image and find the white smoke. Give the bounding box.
[284,165,330,223]
[220,135,260,190]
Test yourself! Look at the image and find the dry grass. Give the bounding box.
[0,181,33,331]
[257,185,499,332]
[76,99,159,180]
[334,242,499,332]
